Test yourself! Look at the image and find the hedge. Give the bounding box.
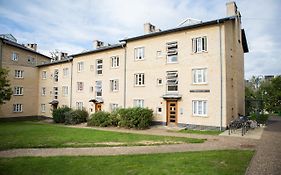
[52,106,72,123]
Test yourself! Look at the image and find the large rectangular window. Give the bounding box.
[77,82,84,92]
[41,104,46,113]
[77,62,84,72]
[166,41,178,63]
[110,103,119,112]
[110,79,119,92]
[192,36,207,53]
[96,59,103,75]
[192,100,207,116]
[42,71,47,79]
[76,102,83,110]
[14,87,23,96]
[166,71,178,92]
[111,56,119,68]
[15,70,24,78]
[95,81,102,97]
[134,47,144,60]
[134,73,145,86]
[63,68,69,77]
[62,86,68,96]
[13,104,22,112]
[133,99,144,108]
[11,52,18,61]
[41,87,46,96]
[192,68,207,84]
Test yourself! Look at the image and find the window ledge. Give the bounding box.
[13,94,23,96]
[192,83,208,85]
[192,115,208,118]
[134,85,145,87]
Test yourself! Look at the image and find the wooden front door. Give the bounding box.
[95,103,102,112]
[166,101,178,125]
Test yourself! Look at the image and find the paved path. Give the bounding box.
[246,116,281,175]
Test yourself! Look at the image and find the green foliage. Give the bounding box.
[0,68,12,105]
[87,111,111,127]
[65,109,89,125]
[52,106,72,123]
[249,113,269,124]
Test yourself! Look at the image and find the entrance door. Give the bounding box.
[166,101,178,125]
[95,103,102,112]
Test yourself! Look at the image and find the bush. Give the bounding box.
[52,106,72,123]
[250,113,269,124]
[109,109,121,126]
[65,109,89,125]
[88,111,112,127]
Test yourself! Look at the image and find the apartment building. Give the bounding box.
[1,2,248,129]
[0,34,51,117]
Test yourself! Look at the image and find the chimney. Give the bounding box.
[226,1,238,16]
[58,52,68,60]
[144,23,161,34]
[25,43,37,51]
[93,40,104,49]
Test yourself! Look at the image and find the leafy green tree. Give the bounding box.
[0,68,12,104]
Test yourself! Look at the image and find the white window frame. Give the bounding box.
[110,103,119,111]
[95,81,102,97]
[77,82,84,92]
[13,104,22,112]
[15,70,24,78]
[14,86,23,96]
[96,59,103,75]
[192,68,207,84]
[192,36,207,53]
[134,73,145,86]
[133,99,144,108]
[41,87,46,96]
[166,71,178,92]
[41,104,46,113]
[134,47,144,60]
[110,79,119,92]
[166,41,178,63]
[192,100,207,116]
[77,62,84,72]
[42,71,47,79]
[62,86,68,96]
[11,52,18,61]
[63,68,69,77]
[76,102,83,110]
[111,56,119,68]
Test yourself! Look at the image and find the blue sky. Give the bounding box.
[0,0,280,78]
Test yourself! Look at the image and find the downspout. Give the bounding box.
[218,20,223,131]
[69,58,73,108]
[122,43,127,108]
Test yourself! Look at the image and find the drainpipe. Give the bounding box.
[69,58,73,108]
[218,20,223,131]
[122,43,127,108]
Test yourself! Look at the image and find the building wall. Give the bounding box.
[0,43,50,117]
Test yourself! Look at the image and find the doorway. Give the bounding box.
[166,100,178,125]
[95,103,102,112]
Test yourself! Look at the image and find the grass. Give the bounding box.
[177,129,223,135]
[0,150,254,175]
[0,121,204,150]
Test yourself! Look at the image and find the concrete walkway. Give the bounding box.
[246,116,281,175]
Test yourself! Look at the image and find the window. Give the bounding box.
[11,52,18,61]
[53,87,58,99]
[157,78,163,86]
[76,102,83,110]
[134,73,145,86]
[15,70,24,78]
[96,59,103,75]
[14,87,23,95]
[42,71,47,79]
[156,51,162,57]
[41,87,46,96]
[111,56,119,68]
[41,104,46,113]
[133,99,144,108]
[110,79,119,92]
[157,107,162,114]
[13,104,22,112]
[77,82,84,92]
[192,69,207,84]
[77,62,84,72]
[192,100,207,116]
[192,36,207,53]
[54,69,59,82]
[62,86,68,96]
[166,71,178,92]
[63,68,69,77]
[166,41,178,63]
[110,103,119,111]
[134,47,144,60]
[95,81,102,97]
[27,57,36,64]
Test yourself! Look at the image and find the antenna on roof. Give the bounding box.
[177,18,202,27]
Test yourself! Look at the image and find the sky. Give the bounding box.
[0,0,280,78]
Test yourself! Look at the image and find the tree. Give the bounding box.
[0,68,12,104]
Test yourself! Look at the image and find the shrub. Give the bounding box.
[65,109,89,125]
[109,109,121,127]
[88,111,112,127]
[52,106,72,123]
[250,113,269,124]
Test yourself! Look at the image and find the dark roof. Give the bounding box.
[241,29,249,53]
[69,43,125,57]
[37,58,73,67]
[120,16,236,42]
[0,38,51,59]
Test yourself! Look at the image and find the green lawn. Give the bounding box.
[0,150,254,175]
[0,121,204,150]
[177,129,223,135]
